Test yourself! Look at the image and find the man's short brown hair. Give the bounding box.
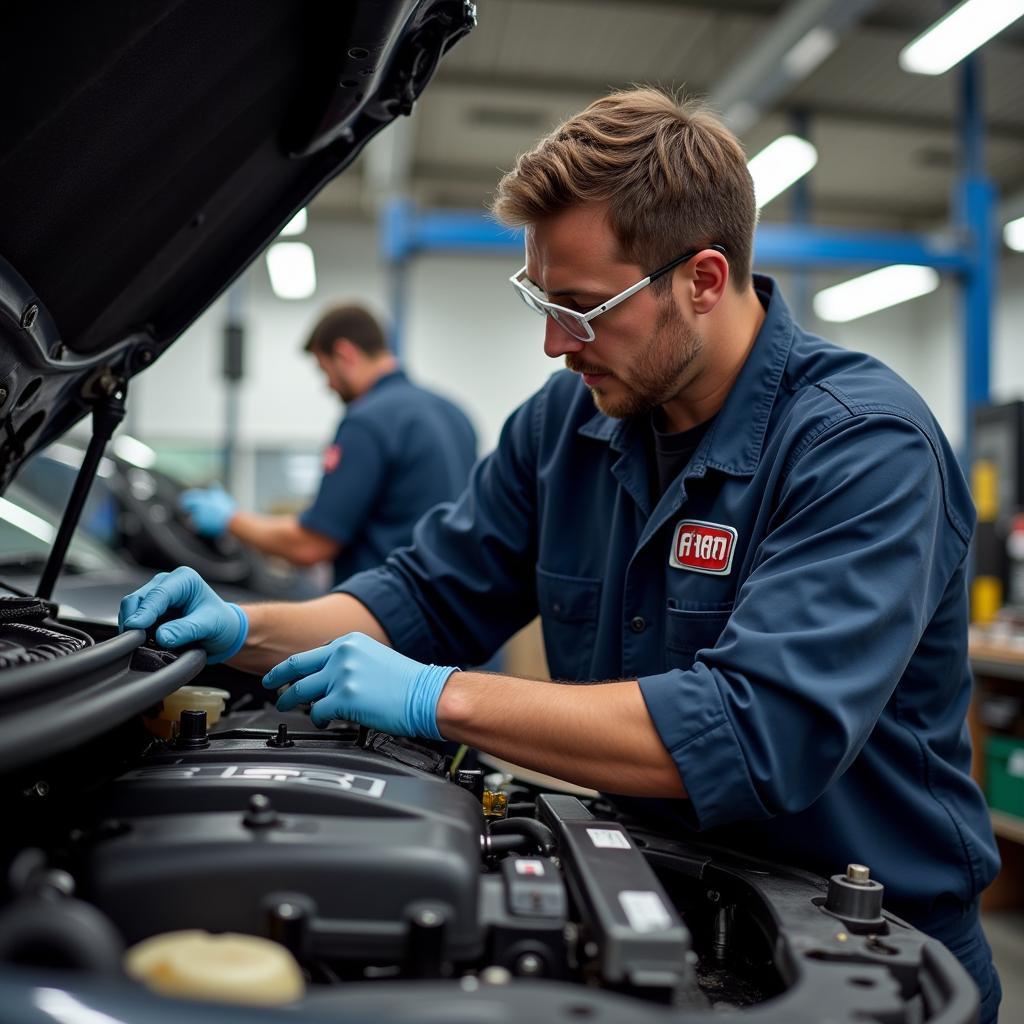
[491,87,756,290]
[303,304,387,357]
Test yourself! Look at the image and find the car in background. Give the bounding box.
[0,483,148,619]
[0,483,265,621]
[17,437,320,600]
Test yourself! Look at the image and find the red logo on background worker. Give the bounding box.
[323,444,342,473]
[670,520,737,575]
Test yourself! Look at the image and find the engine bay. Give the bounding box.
[0,605,980,1023]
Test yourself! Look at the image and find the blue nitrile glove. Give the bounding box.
[179,485,238,538]
[262,633,458,738]
[118,566,248,664]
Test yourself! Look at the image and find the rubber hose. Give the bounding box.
[488,817,556,856]
[506,802,538,818]
[484,834,532,856]
[0,899,124,973]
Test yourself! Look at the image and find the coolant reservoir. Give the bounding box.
[144,685,231,739]
[124,930,304,1005]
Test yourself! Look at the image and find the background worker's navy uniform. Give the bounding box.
[340,278,1001,1014]
[299,370,477,586]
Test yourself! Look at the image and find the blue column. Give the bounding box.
[381,198,415,357]
[958,54,996,462]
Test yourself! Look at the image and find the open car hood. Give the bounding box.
[0,0,474,492]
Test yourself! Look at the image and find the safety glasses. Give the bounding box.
[510,244,726,342]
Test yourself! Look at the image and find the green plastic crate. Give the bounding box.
[985,734,1024,818]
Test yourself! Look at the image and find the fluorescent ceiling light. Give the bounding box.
[266,242,316,300]
[899,0,1024,75]
[1005,214,1024,252]
[813,265,940,323]
[747,135,818,210]
[782,26,837,78]
[280,208,308,236]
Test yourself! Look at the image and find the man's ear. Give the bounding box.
[682,248,729,315]
[332,338,358,365]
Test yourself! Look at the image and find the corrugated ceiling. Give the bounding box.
[313,0,1024,230]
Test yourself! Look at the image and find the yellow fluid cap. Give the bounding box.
[482,790,508,819]
[124,930,304,1005]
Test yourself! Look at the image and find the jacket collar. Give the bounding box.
[351,367,406,405]
[578,274,794,478]
[369,368,406,391]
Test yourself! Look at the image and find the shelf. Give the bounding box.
[991,809,1024,845]
[970,642,1024,681]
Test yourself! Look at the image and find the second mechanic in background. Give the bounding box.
[180,304,478,587]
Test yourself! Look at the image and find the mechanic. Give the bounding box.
[122,89,1001,1020]
[179,303,478,587]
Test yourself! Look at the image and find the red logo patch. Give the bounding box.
[670,520,737,576]
[322,443,342,473]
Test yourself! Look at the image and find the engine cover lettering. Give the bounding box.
[120,764,387,798]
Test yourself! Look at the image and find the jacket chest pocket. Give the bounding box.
[536,566,602,682]
[664,601,733,671]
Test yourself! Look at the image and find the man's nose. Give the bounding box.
[543,316,586,359]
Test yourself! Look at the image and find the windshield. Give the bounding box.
[0,485,123,576]
[17,442,122,548]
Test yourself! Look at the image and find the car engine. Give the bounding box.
[0,604,980,1023]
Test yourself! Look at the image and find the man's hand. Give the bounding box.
[262,633,458,737]
[119,566,248,664]
[179,486,238,538]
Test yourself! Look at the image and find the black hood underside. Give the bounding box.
[0,0,474,490]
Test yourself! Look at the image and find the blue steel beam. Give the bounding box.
[381,198,971,273]
[754,224,969,271]
[382,198,522,262]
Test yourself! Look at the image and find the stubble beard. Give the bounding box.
[567,300,703,420]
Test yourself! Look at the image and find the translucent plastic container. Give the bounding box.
[144,685,231,739]
[125,930,304,1004]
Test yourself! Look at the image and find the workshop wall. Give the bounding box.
[128,217,548,459]
[128,216,1024,500]
[994,256,1024,400]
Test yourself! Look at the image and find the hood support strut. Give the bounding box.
[37,384,127,601]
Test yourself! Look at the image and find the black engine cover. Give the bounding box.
[75,739,484,963]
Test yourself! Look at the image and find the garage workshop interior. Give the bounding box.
[1,2,1024,1022]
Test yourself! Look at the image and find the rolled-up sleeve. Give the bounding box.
[638,412,971,830]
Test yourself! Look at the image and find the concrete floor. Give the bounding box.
[983,911,1024,1021]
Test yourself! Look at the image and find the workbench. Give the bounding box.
[969,636,1024,908]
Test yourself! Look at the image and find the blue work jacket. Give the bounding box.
[340,277,999,927]
[299,370,477,586]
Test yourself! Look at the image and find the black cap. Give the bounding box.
[175,709,209,750]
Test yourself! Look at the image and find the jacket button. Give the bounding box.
[630,616,646,633]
